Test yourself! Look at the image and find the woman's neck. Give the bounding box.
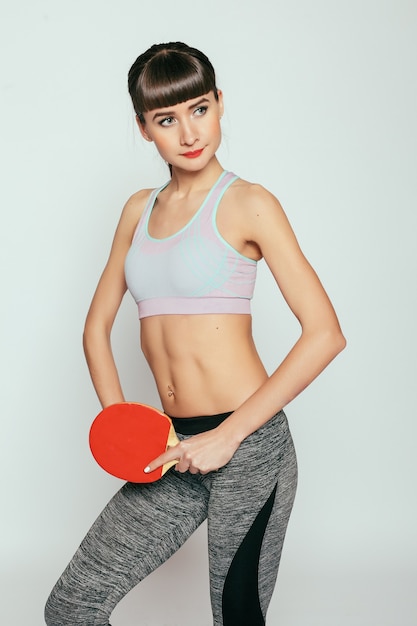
[169,157,224,195]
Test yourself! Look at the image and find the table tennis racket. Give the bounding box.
[89,402,180,483]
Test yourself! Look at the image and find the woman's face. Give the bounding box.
[138,90,224,171]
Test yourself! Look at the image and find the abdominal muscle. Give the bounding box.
[140,313,268,417]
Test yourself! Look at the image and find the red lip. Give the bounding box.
[182,148,204,158]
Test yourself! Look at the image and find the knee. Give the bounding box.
[44,584,79,626]
[44,581,110,626]
[44,583,73,626]
[44,587,60,625]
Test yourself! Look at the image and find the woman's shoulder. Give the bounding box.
[119,187,154,222]
[123,187,155,213]
[228,175,285,218]
[113,187,155,240]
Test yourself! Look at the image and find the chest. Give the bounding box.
[148,195,260,260]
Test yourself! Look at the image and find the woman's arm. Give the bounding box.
[218,182,346,442]
[83,190,150,408]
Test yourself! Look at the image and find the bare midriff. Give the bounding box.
[140,313,268,417]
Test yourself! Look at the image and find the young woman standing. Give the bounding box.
[45,42,346,625]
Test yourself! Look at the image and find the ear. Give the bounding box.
[136,115,153,142]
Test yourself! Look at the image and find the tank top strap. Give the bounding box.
[199,171,239,220]
[145,182,170,217]
[131,182,169,242]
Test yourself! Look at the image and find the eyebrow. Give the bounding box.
[151,97,210,121]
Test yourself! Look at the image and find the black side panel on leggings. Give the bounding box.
[221,484,278,626]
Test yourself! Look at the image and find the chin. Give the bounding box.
[174,152,215,173]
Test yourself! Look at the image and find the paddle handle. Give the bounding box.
[161,424,181,475]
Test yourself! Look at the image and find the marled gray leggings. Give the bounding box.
[45,410,297,626]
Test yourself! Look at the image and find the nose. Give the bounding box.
[179,119,198,146]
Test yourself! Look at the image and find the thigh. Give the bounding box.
[45,470,209,626]
[207,411,298,626]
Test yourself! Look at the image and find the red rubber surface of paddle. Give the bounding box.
[89,402,179,483]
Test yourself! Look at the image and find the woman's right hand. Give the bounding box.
[145,424,241,475]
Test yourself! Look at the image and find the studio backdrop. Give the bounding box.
[1,1,416,624]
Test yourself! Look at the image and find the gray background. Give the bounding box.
[1,0,416,624]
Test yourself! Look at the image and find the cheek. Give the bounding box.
[208,118,222,144]
[203,115,221,137]
[152,134,172,157]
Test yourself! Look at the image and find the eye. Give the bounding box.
[159,116,175,127]
[194,106,208,117]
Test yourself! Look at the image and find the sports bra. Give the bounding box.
[124,170,257,319]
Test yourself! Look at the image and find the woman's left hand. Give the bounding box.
[144,427,240,475]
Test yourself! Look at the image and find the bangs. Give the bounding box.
[133,52,216,116]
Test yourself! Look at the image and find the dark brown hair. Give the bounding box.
[128,42,219,122]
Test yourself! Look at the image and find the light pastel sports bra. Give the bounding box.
[124,170,257,319]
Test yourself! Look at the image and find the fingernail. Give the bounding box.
[144,466,150,473]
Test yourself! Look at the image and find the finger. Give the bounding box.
[143,445,181,474]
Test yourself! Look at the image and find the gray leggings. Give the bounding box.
[45,410,297,626]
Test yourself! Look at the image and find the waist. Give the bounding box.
[140,314,268,417]
[169,411,233,435]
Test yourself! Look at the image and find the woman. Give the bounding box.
[45,42,346,625]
